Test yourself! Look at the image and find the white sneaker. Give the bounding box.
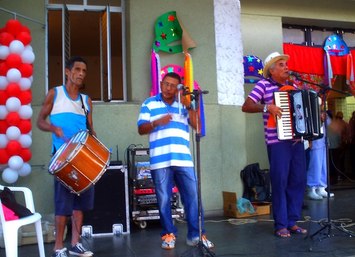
[316,187,334,198]
[186,235,214,249]
[307,187,323,200]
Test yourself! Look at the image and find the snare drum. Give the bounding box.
[48,130,110,194]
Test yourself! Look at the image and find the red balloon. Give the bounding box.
[6,112,21,126]
[0,149,10,164]
[0,62,9,76]
[19,63,33,77]
[19,148,32,162]
[0,90,8,105]
[16,31,32,46]
[5,19,22,36]
[6,53,22,69]
[18,119,32,134]
[0,32,15,46]
[19,90,32,104]
[0,120,8,133]
[21,25,31,34]
[6,83,21,97]
[6,140,22,156]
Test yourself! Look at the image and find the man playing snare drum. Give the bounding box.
[37,56,96,257]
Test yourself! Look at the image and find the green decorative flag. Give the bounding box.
[152,11,196,54]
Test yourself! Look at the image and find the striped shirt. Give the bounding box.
[137,93,194,170]
[50,85,90,151]
[248,79,297,145]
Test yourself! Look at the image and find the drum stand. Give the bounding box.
[180,89,216,257]
[289,74,354,250]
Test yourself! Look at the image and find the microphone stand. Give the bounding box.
[290,74,354,250]
[180,89,216,257]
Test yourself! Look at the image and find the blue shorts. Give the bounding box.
[54,179,95,216]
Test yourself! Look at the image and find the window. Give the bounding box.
[46,0,126,102]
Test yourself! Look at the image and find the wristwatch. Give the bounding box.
[263,104,268,113]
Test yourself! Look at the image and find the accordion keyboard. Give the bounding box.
[274,91,293,140]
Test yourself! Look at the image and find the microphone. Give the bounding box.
[289,71,301,78]
[177,84,186,91]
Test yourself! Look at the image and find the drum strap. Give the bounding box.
[79,94,93,134]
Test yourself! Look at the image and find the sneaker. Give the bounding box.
[186,235,214,249]
[68,243,93,257]
[161,233,176,249]
[52,248,68,257]
[316,187,334,198]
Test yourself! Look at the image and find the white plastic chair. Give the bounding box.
[0,185,45,257]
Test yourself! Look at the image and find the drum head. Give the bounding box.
[48,130,88,174]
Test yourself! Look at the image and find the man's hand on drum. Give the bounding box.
[51,125,64,139]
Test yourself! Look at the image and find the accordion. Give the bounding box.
[274,90,323,140]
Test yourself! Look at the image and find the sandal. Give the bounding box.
[274,228,291,238]
[288,225,307,234]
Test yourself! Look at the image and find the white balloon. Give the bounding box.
[0,105,8,119]
[21,49,35,64]
[6,68,21,83]
[0,76,8,90]
[24,45,33,52]
[18,163,31,176]
[0,45,10,59]
[19,134,32,147]
[6,126,21,140]
[6,97,21,112]
[0,134,8,148]
[8,155,24,170]
[9,40,25,54]
[19,77,32,90]
[2,167,19,184]
[18,105,33,119]
[28,76,33,82]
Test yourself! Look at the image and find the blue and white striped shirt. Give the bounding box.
[137,93,194,170]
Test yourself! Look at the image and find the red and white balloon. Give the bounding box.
[0,19,33,183]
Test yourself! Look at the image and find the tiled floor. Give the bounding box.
[3,183,355,257]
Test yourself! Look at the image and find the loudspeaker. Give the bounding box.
[83,165,129,234]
